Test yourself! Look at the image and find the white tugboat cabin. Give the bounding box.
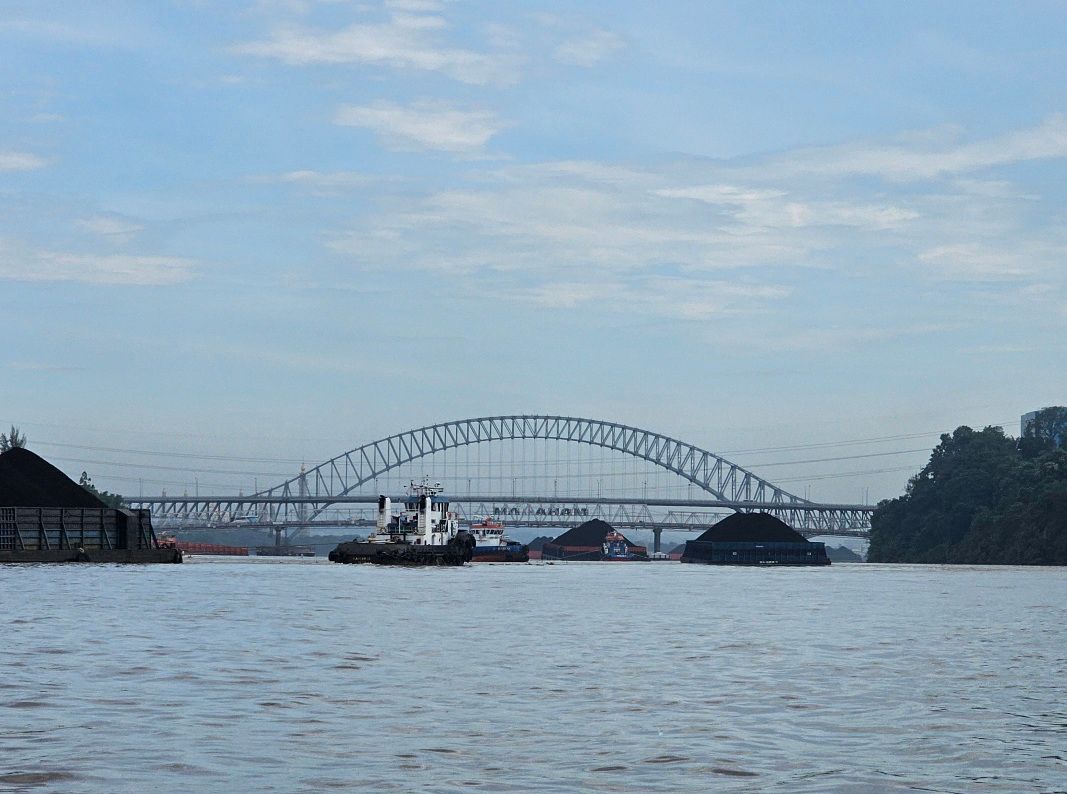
[329,480,474,565]
[369,480,460,546]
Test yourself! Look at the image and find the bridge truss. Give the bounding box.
[153,498,871,539]
[128,416,875,536]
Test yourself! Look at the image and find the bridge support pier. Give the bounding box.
[652,527,662,555]
[273,526,286,548]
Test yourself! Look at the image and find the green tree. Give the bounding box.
[868,424,1067,565]
[0,425,27,451]
[78,471,125,508]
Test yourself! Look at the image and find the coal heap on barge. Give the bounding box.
[680,512,829,566]
[0,448,180,563]
[0,447,107,508]
[329,481,475,566]
[541,519,648,561]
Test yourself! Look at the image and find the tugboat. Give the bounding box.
[468,517,529,563]
[602,529,638,561]
[329,481,475,566]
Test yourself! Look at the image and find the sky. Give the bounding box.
[1,0,1065,504]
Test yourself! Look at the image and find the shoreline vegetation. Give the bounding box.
[868,407,1067,565]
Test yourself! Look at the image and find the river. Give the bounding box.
[1,559,1065,792]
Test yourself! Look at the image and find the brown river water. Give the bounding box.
[1,559,1066,792]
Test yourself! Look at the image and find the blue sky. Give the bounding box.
[1,0,1065,503]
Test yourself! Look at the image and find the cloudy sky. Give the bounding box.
[1,0,1064,503]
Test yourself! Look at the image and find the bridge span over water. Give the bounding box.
[127,415,876,538]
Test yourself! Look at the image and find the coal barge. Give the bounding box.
[0,448,181,564]
[680,512,830,566]
[329,482,475,566]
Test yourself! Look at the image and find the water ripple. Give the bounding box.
[1,561,1066,792]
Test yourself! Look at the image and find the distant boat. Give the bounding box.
[329,481,475,566]
[602,530,638,561]
[468,517,529,563]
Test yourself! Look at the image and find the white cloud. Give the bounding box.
[768,114,1067,181]
[334,101,505,153]
[234,7,518,85]
[385,0,444,11]
[508,277,789,320]
[329,168,819,280]
[0,151,47,171]
[319,116,1067,326]
[655,185,787,205]
[329,158,922,282]
[0,18,133,49]
[949,178,1037,200]
[76,216,144,244]
[0,252,197,286]
[254,169,390,194]
[554,28,624,67]
[916,243,1040,281]
[655,185,918,230]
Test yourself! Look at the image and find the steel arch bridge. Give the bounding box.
[131,415,873,534]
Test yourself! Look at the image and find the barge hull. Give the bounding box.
[1,506,178,564]
[329,540,472,566]
[470,549,529,563]
[681,540,830,566]
[0,548,182,564]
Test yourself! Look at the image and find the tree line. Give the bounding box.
[0,425,27,452]
[867,407,1067,564]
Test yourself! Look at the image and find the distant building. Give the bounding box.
[1021,407,1066,447]
[1021,410,1044,437]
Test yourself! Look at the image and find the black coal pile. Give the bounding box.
[695,512,808,544]
[0,448,105,508]
[548,518,618,547]
[527,536,553,552]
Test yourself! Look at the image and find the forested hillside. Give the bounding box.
[867,408,1067,564]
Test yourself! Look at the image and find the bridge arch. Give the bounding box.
[258,415,808,522]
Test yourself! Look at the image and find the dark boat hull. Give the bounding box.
[329,539,473,566]
[0,548,182,564]
[680,540,830,566]
[470,547,529,563]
